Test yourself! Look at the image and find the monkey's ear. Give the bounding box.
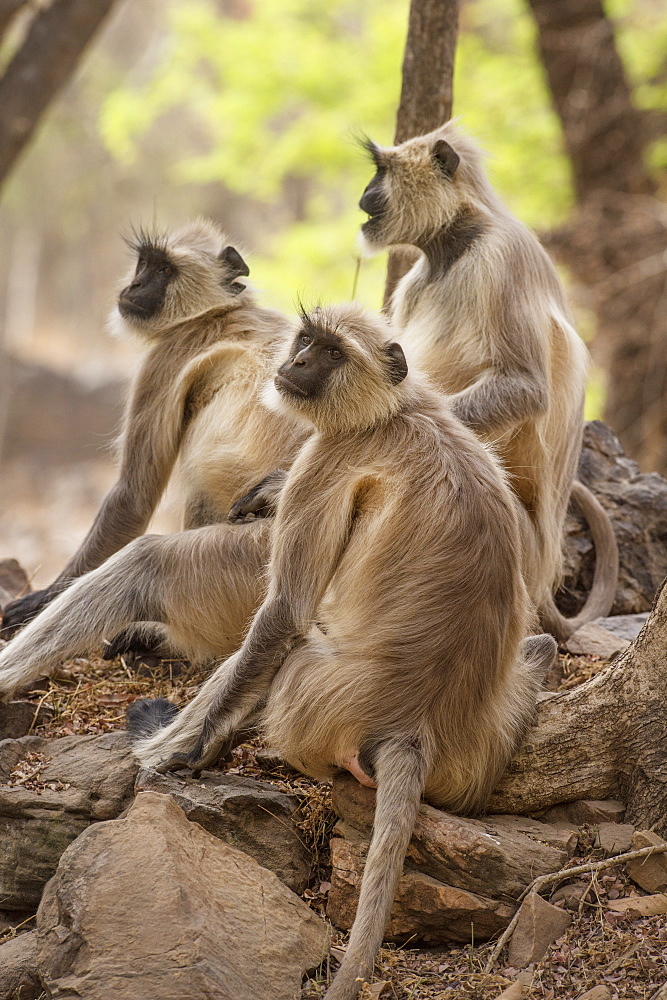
[218,245,250,279]
[432,139,460,179]
[384,342,408,385]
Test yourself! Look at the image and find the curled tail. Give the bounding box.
[541,479,619,641]
[325,737,426,1000]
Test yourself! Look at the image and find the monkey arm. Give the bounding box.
[149,472,358,772]
[448,366,548,434]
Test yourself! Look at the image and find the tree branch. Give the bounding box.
[384,0,459,307]
[0,0,118,189]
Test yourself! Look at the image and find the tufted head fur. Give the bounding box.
[262,303,413,435]
[108,217,251,341]
[358,121,503,252]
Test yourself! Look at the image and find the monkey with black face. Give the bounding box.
[130,303,556,1000]
[358,123,618,641]
[0,220,307,697]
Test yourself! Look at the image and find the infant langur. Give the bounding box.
[130,304,556,1000]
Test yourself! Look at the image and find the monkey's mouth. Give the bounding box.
[228,281,246,296]
[361,212,384,235]
[118,296,150,318]
[274,373,309,398]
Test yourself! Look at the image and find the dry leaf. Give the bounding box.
[607,893,667,916]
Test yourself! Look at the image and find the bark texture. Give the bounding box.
[528,0,667,473]
[490,578,667,832]
[384,0,459,306]
[0,0,118,188]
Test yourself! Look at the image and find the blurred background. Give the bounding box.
[0,0,665,586]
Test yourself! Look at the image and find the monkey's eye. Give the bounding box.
[300,335,312,346]
[327,348,342,359]
[159,265,174,276]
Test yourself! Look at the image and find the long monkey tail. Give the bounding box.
[541,479,619,642]
[325,738,426,1000]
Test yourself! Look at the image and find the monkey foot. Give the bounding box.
[340,753,378,789]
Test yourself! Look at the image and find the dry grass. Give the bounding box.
[6,650,665,997]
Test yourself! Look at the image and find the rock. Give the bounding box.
[626,830,667,892]
[34,791,329,1000]
[595,822,635,854]
[558,421,667,616]
[0,731,137,909]
[0,558,31,610]
[540,799,625,826]
[592,613,650,641]
[507,892,571,967]
[549,879,591,911]
[577,988,612,1000]
[0,931,41,1000]
[328,837,515,944]
[333,774,568,903]
[565,622,630,659]
[0,700,53,740]
[135,767,312,891]
[607,893,667,916]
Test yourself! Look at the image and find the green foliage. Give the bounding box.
[98,0,665,314]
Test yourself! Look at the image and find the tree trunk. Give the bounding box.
[383,0,459,308]
[489,577,667,832]
[0,0,29,44]
[527,0,667,474]
[0,0,118,190]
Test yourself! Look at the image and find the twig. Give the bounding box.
[483,842,667,973]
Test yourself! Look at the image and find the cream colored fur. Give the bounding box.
[134,303,556,1000]
[360,123,617,638]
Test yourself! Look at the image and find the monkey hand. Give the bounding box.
[102,623,170,661]
[228,469,288,523]
[1,588,54,638]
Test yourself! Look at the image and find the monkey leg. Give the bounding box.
[0,520,271,701]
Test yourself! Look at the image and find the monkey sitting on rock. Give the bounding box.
[128,303,557,1000]
[357,122,618,640]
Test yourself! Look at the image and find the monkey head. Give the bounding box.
[358,123,490,251]
[263,303,410,434]
[112,218,250,339]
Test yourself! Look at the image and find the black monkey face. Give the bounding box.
[275,325,347,400]
[118,246,178,320]
[359,169,389,238]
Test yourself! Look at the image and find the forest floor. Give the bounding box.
[2,649,665,1000]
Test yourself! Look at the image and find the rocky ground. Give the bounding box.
[2,420,667,999]
[1,638,666,1000]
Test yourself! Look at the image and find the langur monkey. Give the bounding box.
[128,304,557,1000]
[358,123,619,640]
[0,220,307,697]
[1,218,304,635]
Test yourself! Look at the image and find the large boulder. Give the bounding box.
[136,767,312,891]
[32,791,329,1000]
[559,421,667,615]
[0,931,41,1000]
[0,732,137,909]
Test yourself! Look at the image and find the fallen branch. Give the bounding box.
[489,580,667,828]
[483,842,667,973]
